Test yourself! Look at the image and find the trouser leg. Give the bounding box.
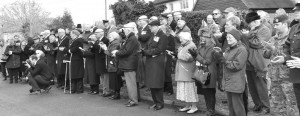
[246,70,263,107]
[34,75,50,89]
[57,74,65,87]
[164,82,174,94]
[124,71,138,103]
[76,78,83,92]
[150,88,164,106]
[293,83,300,114]
[227,92,246,116]
[28,75,41,91]
[243,85,249,114]
[203,88,216,111]
[71,79,77,93]
[137,82,141,100]
[1,62,7,79]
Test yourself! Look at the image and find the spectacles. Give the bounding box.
[213,13,219,15]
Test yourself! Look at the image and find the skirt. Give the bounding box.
[108,72,123,91]
[176,81,199,102]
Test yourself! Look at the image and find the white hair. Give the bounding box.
[257,10,269,20]
[58,28,65,33]
[178,32,192,41]
[109,32,120,40]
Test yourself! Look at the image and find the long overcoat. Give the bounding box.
[83,44,99,85]
[68,38,84,79]
[144,30,168,88]
[93,37,109,75]
[56,36,69,75]
[5,45,21,69]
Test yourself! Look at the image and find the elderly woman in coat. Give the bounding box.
[216,29,248,116]
[175,32,198,114]
[81,34,99,94]
[100,32,122,100]
[5,39,22,84]
[0,38,7,80]
[189,36,219,115]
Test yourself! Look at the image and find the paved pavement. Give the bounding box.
[0,79,212,116]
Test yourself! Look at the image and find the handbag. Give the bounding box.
[1,54,9,61]
[192,64,211,85]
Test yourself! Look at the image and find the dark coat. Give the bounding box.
[68,38,84,79]
[93,37,109,75]
[144,30,168,88]
[221,42,248,93]
[104,39,120,72]
[284,23,300,83]
[44,42,57,76]
[83,45,99,85]
[116,33,140,71]
[195,43,218,88]
[29,42,44,55]
[138,25,152,48]
[29,58,53,80]
[5,45,21,69]
[56,36,70,75]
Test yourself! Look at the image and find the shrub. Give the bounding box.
[181,11,211,44]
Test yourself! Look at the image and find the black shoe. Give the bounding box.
[251,105,261,112]
[126,102,137,107]
[44,86,52,93]
[88,91,94,94]
[91,91,99,95]
[110,94,120,100]
[260,107,270,114]
[9,81,13,84]
[153,105,164,111]
[102,93,113,97]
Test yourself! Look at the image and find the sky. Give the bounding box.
[0,0,154,25]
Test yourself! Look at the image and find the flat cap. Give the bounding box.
[138,15,148,20]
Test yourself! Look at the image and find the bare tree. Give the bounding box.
[0,0,50,37]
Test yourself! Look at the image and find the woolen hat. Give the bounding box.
[228,28,241,41]
[245,12,261,24]
[273,14,289,24]
[76,24,82,28]
[103,20,109,24]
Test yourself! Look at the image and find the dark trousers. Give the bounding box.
[293,83,300,114]
[243,85,249,114]
[203,88,216,112]
[8,68,19,83]
[150,88,164,106]
[164,82,174,94]
[71,78,83,93]
[246,70,270,108]
[227,92,246,116]
[28,75,50,91]
[90,84,99,92]
[57,74,65,87]
[164,55,174,94]
[0,62,6,78]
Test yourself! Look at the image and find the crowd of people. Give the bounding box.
[2,2,300,116]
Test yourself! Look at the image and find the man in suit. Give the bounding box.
[142,20,168,111]
[94,29,110,96]
[26,55,52,94]
[56,28,70,89]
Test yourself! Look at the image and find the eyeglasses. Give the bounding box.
[213,13,219,15]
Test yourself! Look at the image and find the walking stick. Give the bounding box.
[69,53,72,94]
[64,61,67,93]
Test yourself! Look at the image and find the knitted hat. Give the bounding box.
[245,12,261,24]
[227,29,241,41]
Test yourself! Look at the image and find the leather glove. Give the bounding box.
[188,49,197,59]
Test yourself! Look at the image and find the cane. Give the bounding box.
[63,60,70,93]
[69,54,72,94]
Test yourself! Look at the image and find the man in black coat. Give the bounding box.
[142,20,168,111]
[56,28,70,88]
[136,15,152,90]
[26,55,52,94]
[66,30,84,94]
[93,29,110,96]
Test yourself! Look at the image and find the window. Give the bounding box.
[181,0,189,9]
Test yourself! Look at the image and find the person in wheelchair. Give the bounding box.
[25,54,53,94]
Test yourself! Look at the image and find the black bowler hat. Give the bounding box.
[103,20,109,24]
[148,20,160,26]
[76,24,82,28]
[245,11,261,24]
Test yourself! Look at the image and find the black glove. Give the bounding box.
[188,49,197,59]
